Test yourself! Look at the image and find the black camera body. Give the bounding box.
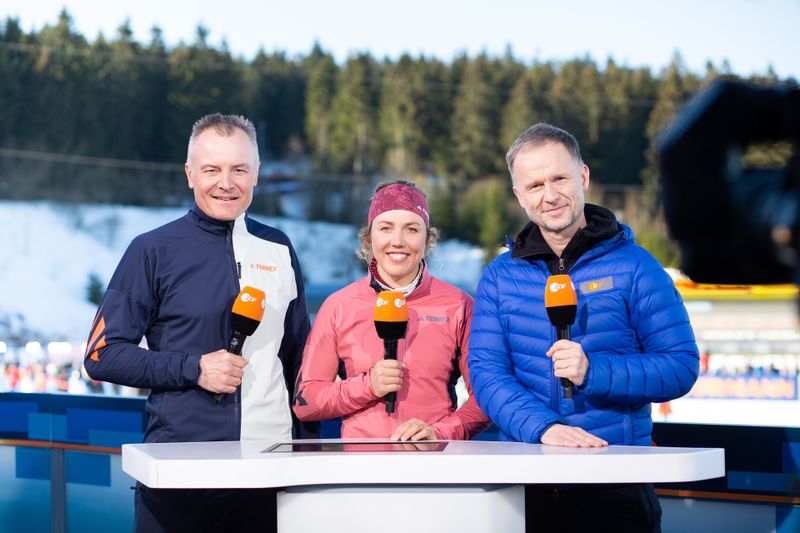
[658,79,800,284]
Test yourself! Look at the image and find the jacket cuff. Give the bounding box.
[430,418,462,440]
[183,353,202,386]
[579,361,594,391]
[431,415,466,440]
[353,370,379,403]
[580,353,609,397]
[536,422,558,443]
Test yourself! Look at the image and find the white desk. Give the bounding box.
[123,439,725,533]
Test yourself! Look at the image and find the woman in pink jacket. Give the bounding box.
[293,180,489,441]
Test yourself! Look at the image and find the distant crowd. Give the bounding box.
[0,361,145,396]
[1,354,793,398]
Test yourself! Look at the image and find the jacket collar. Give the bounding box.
[510,204,622,273]
[187,203,243,237]
[365,261,433,301]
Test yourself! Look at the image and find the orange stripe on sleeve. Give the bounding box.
[86,316,107,361]
[89,336,106,362]
[88,317,106,348]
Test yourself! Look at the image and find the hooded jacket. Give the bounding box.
[469,205,699,445]
[84,205,318,443]
[293,267,489,440]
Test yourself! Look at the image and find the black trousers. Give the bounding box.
[133,483,277,533]
[525,483,662,533]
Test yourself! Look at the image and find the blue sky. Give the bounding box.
[3,0,799,78]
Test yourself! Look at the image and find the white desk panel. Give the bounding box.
[123,439,725,489]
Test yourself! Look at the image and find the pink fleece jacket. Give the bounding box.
[293,269,489,440]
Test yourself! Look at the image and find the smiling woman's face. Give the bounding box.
[370,209,427,288]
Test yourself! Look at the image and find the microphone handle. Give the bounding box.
[214,331,246,403]
[556,326,574,398]
[384,339,398,413]
[228,331,246,356]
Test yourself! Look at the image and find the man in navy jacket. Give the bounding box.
[84,113,317,532]
[469,123,699,532]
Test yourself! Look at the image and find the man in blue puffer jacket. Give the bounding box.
[469,123,699,532]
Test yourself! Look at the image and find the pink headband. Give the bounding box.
[367,183,430,228]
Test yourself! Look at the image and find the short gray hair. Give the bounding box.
[186,113,260,165]
[506,123,583,177]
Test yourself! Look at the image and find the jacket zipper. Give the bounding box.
[227,222,240,282]
[556,231,625,274]
[227,221,242,439]
[550,324,560,412]
[539,237,625,411]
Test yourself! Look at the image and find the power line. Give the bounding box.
[0,147,182,172]
[0,146,648,187]
[0,146,391,183]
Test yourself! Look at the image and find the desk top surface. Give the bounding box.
[123,439,725,489]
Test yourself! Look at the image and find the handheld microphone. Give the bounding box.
[214,286,266,403]
[544,274,577,398]
[373,291,408,413]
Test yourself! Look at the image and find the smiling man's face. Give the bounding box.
[511,141,590,240]
[185,127,259,221]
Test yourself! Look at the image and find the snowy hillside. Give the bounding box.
[0,201,485,342]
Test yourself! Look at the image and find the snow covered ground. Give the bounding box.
[0,201,486,343]
[653,397,800,428]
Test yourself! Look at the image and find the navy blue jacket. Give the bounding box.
[84,205,319,443]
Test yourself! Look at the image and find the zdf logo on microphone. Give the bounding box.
[241,292,265,309]
[549,282,566,292]
[376,296,406,309]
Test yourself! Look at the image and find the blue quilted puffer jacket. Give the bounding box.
[468,225,699,445]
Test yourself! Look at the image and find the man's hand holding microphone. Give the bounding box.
[542,274,607,448]
[197,286,265,401]
[198,350,248,394]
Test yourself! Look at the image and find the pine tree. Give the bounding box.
[449,54,502,182]
[457,178,514,257]
[0,17,35,148]
[499,64,556,155]
[27,9,90,200]
[593,60,655,186]
[33,9,89,147]
[548,58,602,167]
[250,50,306,160]
[378,55,420,176]
[642,54,699,191]
[0,17,38,199]
[328,53,380,174]
[303,44,338,171]
[428,181,459,240]
[412,57,453,175]
[164,25,247,165]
